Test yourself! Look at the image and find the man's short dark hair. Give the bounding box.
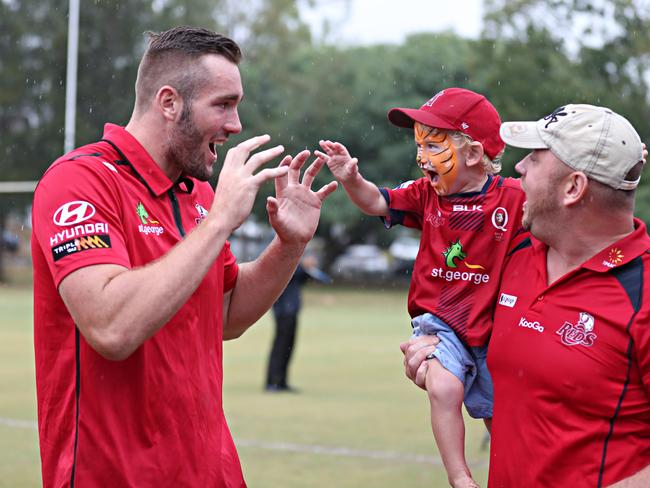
[134,26,242,113]
[589,161,645,212]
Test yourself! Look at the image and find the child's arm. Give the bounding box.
[317,140,388,216]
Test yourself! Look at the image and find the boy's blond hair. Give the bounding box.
[448,130,504,175]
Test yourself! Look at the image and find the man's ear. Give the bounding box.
[155,85,183,122]
[562,171,589,206]
[464,141,485,168]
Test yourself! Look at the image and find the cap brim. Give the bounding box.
[500,122,548,149]
[388,108,458,131]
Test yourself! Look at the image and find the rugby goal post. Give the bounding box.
[0,182,38,194]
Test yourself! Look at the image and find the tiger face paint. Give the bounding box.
[414,122,459,195]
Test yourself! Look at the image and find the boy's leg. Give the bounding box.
[480,420,491,451]
[483,418,492,435]
[425,358,479,488]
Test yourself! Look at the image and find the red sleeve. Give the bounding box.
[32,158,131,287]
[222,240,238,292]
[382,178,429,230]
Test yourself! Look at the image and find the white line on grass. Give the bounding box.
[237,438,446,465]
[0,416,37,429]
[0,416,487,468]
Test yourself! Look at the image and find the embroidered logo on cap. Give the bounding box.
[543,106,568,129]
[424,90,445,107]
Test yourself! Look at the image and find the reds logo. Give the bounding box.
[195,203,209,224]
[556,312,597,347]
[425,209,445,227]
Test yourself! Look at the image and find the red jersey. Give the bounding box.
[31,124,245,487]
[488,219,650,487]
[382,175,525,346]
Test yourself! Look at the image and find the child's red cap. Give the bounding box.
[388,88,505,160]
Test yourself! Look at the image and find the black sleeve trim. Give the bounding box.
[611,256,644,313]
[378,188,404,228]
[68,152,102,161]
[597,256,644,487]
[507,237,532,257]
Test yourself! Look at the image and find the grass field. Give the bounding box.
[0,283,489,487]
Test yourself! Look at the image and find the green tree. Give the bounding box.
[482,0,650,221]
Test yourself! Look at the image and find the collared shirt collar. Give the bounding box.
[102,123,175,197]
[530,218,650,273]
[583,218,650,271]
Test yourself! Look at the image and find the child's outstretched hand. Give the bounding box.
[317,140,360,184]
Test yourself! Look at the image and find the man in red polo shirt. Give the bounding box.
[31,27,337,487]
[402,104,650,487]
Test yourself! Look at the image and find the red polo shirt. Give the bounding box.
[488,219,650,487]
[382,175,525,346]
[31,124,245,487]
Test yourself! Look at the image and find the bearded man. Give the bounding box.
[31,26,336,487]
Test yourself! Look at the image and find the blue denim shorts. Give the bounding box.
[411,313,493,419]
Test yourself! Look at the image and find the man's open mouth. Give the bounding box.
[208,139,226,158]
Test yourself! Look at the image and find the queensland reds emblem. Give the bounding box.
[53,201,96,226]
[491,207,508,231]
[556,312,597,347]
[194,203,209,224]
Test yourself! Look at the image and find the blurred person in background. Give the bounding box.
[265,253,330,392]
[403,104,650,487]
[31,26,336,487]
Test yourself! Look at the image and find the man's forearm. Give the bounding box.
[224,236,305,339]
[60,216,233,360]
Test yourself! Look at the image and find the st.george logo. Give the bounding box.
[53,201,96,226]
[442,239,485,270]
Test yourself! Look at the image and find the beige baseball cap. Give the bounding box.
[500,104,644,190]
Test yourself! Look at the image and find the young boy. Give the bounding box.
[318,88,525,488]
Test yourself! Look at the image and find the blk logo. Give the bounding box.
[453,204,483,212]
[53,201,96,226]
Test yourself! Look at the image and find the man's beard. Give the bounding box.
[166,106,214,182]
[522,179,562,235]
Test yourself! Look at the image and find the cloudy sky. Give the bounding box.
[301,0,484,45]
